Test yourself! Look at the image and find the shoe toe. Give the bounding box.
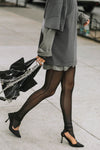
[13,130,21,138]
[9,127,21,138]
[77,142,84,147]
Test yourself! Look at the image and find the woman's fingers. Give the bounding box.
[84,19,90,26]
[36,56,45,65]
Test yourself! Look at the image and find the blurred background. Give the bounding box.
[0,1,100,150]
[0,0,100,41]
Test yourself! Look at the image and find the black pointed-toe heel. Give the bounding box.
[5,113,21,138]
[60,129,84,148]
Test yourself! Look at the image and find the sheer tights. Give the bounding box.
[16,69,63,121]
[60,67,76,138]
[14,67,76,139]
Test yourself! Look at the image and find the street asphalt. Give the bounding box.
[0,4,100,150]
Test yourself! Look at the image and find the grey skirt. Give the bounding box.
[43,64,75,71]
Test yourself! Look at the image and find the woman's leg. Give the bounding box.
[60,66,77,144]
[14,69,63,125]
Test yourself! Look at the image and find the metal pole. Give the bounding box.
[16,0,18,6]
[24,0,27,7]
[90,13,93,30]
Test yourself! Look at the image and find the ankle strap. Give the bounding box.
[64,123,73,130]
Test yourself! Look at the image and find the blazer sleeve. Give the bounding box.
[44,0,63,31]
[77,11,90,25]
[37,19,56,57]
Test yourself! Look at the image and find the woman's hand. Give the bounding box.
[36,56,45,66]
[84,19,90,26]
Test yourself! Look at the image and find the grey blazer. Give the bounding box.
[38,0,89,57]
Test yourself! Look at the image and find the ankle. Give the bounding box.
[64,126,75,138]
[10,112,22,128]
[13,112,22,122]
[64,122,73,129]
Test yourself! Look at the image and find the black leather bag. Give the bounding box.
[0,57,41,101]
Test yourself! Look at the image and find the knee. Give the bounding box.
[42,86,56,97]
[62,81,75,91]
[47,89,56,96]
[68,81,75,91]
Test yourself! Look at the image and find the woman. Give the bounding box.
[5,0,90,148]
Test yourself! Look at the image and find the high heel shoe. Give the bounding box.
[5,112,21,138]
[60,129,84,147]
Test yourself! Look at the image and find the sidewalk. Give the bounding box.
[0,7,100,150]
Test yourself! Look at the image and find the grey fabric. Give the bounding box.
[42,0,78,68]
[37,3,89,58]
[37,0,90,71]
[44,0,66,31]
[44,0,89,32]
[37,19,56,57]
[43,64,75,71]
